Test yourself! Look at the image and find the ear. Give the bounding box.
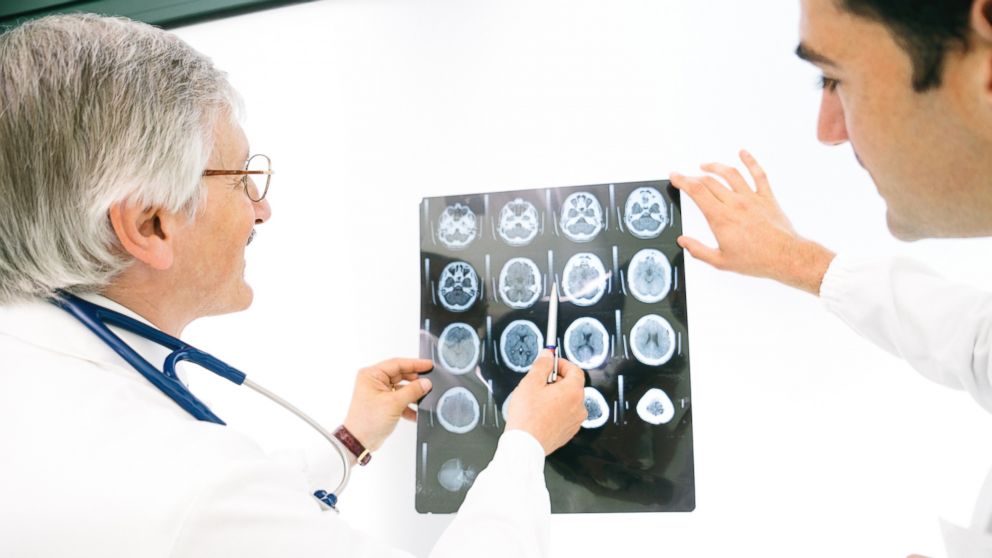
[108,201,176,270]
[970,0,992,102]
[973,0,992,42]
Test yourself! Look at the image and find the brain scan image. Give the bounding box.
[437,322,480,374]
[564,317,609,369]
[437,458,477,492]
[624,187,668,239]
[630,314,676,366]
[498,257,541,309]
[582,387,610,429]
[436,386,481,434]
[499,320,544,373]
[438,261,479,312]
[636,388,675,425]
[437,203,478,250]
[559,192,604,242]
[501,394,512,422]
[561,253,607,307]
[627,249,672,304]
[497,198,540,246]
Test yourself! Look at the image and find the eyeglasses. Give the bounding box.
[203,153,273,202]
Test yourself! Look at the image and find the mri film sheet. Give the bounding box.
[418,181,694,514]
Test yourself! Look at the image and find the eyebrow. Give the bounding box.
[795,43,837,67]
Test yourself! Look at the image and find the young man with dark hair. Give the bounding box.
[670,0,992,555]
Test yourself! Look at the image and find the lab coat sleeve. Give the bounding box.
[168,430,414,558]
[268,445,352,496]
[819,253,992,412]
[429,429,550,558]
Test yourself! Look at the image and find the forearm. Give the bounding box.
[819,253,992,413]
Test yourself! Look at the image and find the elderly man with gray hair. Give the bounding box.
[0,14,587,557]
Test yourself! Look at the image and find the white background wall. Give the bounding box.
[172,1,992,556]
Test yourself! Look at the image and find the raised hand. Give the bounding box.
[670,150,836,295]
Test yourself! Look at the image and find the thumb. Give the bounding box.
[393,378,433,407]
[677,235,723,268]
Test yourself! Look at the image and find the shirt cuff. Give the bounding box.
[817,251,858,306]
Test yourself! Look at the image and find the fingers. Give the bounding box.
[521,351,586,388]
[377,357,434,374]
[368,358,433,383]
[401,405,418,422]
[739,150,772,196]
[392,377,433,408]
[521,350,554,385]
[677,235,724,269]
[670,172,723,217]
[553,359,584,383]
[673,172,731,204]
[557,361,588,427]
[701,162,752,195]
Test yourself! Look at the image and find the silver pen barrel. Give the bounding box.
[545,282,558,347]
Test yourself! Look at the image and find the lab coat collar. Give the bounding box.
[0,293,183,385]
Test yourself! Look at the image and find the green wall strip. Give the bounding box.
[0,0,308,30]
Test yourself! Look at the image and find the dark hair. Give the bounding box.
[842,0,972,91]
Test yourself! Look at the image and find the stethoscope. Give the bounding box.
[50,291,351,511]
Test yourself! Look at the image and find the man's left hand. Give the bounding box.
[670,149,835,295]
[343,358,433,452]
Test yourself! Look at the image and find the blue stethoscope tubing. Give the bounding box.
[51,291,351,508]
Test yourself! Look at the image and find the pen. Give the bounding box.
[546,282,560,383]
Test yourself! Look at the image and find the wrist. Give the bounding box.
[782,239,835,296]
[334,424,371,466]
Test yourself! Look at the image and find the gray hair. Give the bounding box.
[0,13,242,304]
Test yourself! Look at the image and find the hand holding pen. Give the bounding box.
[505,348,587,455]
[504,281,587,454]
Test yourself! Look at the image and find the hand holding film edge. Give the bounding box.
[545,282,560,384]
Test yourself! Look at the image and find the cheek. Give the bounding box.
[844,82,911,154]
[837,90,881,162]
[211,200,254,262]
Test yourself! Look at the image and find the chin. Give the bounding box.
[213,282,254,316]
[234,281,255,311]
[885,210,926,242]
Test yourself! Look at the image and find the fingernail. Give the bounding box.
[419,378,432,391]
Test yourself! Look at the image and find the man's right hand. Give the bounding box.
[669,149,836,296]
[505,352,587,455]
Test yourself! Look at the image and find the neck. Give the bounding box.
[102,274,194,337]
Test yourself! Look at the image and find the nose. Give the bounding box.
[253,195,271,224]
[816,89,849,145]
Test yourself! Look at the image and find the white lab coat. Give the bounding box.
[0,295,550,558]
[820,254,992,557]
